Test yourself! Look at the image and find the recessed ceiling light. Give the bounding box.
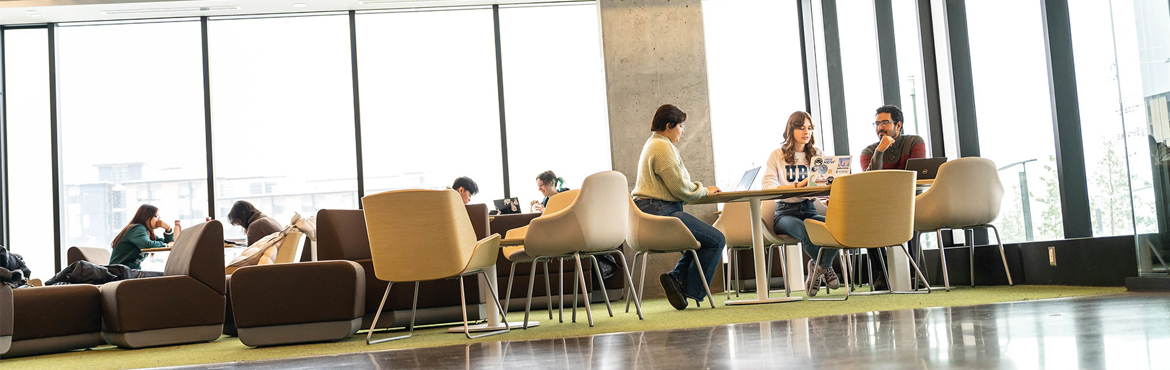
[102,6,240,15]
[293,3,307,7]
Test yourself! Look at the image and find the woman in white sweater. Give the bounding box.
[761,111,839,297]
[631,104,724,310]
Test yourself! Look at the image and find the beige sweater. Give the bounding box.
[632,133,708,204]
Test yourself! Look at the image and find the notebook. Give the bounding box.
[492,197,522,215]
[905,157,948,180]
[809,156,852,186]
[735,166,762,191]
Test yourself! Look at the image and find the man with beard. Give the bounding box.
[858,104,926,291]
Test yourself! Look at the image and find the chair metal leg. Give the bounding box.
[732,250,741,297]
[989,225,1014,286]
[571,259,579,323]
[765,247,772,297]
[876,247,889,290]
[936,229,952,291]
[610,249,643,319]
[778,244,791,297]
[625,251,642,313]
[573,253,594,327]
[461,272,510,339]
[689,249,716,308]
[638,253,649,310]
[558,258,564,323]
[366,281,417,344]
[523,258,541,329]
[590,256,614,317]
[892,244,932,295]
[504,262,517,315]
[967,228,976,287]
[543,260,554,320]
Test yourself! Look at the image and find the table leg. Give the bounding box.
[449,264,537,333]
[726,197,802,305]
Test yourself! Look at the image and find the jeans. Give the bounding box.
[634,199,725,301]
[773,199,838,269]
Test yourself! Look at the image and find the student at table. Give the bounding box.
[530,170,570,213]
[858,105,926,291]
[761,111,840,297]
[227,200,283,246]
[452,176,479,205]
[109,204,174,270]
[632,104,725,310]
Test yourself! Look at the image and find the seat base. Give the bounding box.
[238,318,361,347]
[104,324,222,349]
[3,333,103,358]
[0,336,10,356]
[360,304,486,330]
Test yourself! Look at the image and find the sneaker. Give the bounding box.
[822,266,840,290]
[805,260,822,297]
[660,273,688,310]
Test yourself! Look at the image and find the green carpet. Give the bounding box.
[2,285,1124,369]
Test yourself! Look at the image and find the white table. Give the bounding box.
[449,239,536,333]
[695,187,832,305]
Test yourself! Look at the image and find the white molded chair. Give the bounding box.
[804,170,931,301]
[520,171,643,327]
[361,189,506,343]
[713,200,798,299]
[624,196,716,311]
[501,189,580,326]
[914,157,1013,291]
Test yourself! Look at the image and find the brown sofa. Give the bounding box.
[229,260,365,347]
[315,204,489,329]
[0,286,11,356]
[489,213,625,312]
[100,220,226,349]
[5,284,104,358]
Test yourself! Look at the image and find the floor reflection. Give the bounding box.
[168,293,1169,370]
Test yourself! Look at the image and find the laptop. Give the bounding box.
[809,155,852,186]
[905,158,947,180]
[735,167,762,191]
[492,197,522,215]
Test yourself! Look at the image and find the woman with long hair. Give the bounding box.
[761,111,839,297]
[108,204,174,270]
[530,171,570,213]
[227,200,282,246]
[631,104,725,310]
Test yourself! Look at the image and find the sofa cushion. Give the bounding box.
[164,221,226,295]
[12,285,102,340]
[317,209,372,261]
[231,261,365,329]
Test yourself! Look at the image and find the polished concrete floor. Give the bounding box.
[165,293,1169,369]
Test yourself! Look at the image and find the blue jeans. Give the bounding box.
[634,199,725,301]
[773,199,838,269]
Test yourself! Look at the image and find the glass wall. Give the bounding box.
[704,0,807,190]
[837,0,884,171]
[56,21,207,252]
[356,8,504,205]
[4,28,56,279]
[499,4,611,209]
[208,15,359,239]
[966,0,1063,243]
[891,0,930,151]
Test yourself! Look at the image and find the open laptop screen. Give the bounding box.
[736,167,762,191]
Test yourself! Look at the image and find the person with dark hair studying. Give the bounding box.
[108,204,174,270]
[632,104,725,310]
[858,104,927,291]
[227,200,283,246]
[452,176,479,205]
[531,170,570,213]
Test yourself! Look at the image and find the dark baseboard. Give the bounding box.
[915,235,1138,287]
[1126,276,1170,292]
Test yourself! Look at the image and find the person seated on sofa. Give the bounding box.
[451,176,479,205]
[109,204,174,270]
[530,170,570,213]
[227,200,283,246]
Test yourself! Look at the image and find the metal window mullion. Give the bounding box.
[48,24,63,272]
[201,17,217,219]
[1,27,8,248]
[1041,0,1091,238]
[821,0,850,155]
[916,0,946,157]
[943,0,979,157]
[493,5,511,199]
[874,0,901,107]
[350,11,365,205]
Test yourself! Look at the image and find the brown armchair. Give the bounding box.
[4,284,104,358]
[100,220,226,348]
[315,204,488,330]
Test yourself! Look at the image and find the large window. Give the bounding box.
[356,8,504,205]
[967,0,1062,242]
[5,29,56,279]
[208,15,358,239]
[837,1,884,171]
[704,0,807,190]
[56,21,207,252]
[891,0,930,151]
[499,3,611,210]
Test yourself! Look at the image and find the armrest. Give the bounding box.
[101,276,225,333]
[502,226,528,258]
[629,212,698,252]
[803,219,843,249]
[230,261,366,328]
[1,286,12,338]
[462,234,502,274]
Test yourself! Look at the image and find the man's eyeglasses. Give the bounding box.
[872,120,896,128]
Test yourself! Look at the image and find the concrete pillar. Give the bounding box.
[599,0,722,298]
